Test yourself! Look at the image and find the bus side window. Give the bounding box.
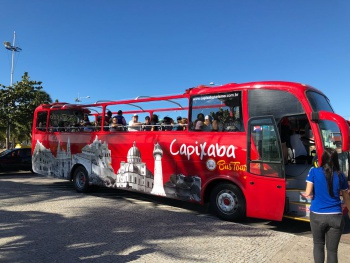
[36,111,48,132]
[190,91,243,132]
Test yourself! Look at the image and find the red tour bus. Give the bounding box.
[31,81,350,222]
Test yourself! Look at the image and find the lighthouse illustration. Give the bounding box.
[151,142,166,196]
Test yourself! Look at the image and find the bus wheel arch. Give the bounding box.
[207,181,246,222]
[73,165,90,193]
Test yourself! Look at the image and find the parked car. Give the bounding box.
[0,148,32,172]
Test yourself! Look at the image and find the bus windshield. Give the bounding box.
[317,120,349,175]
[306,91,334,112]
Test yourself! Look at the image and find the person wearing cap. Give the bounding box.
[128,114,142,131]
[203,115,212,131]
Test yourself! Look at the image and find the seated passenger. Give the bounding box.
[194,113,205,131]
[290,129,308,163]
[161,116,174,131]
[105,110,112,124]
[58,121,66,132]
[224,116,242,132]
[94,116,103,131]
[202,115,212,131]
[151,114,160,131]
[142,116,152,131]
[280,118,291,164]
[172,116,184,131]
[115,110,127,126]
[128,114,142,131]
[181,118,188,130]
[82,115,94,132]
[212,112,223,132]
[109,117,122,132]
[37,122,46,131]
[103,111,113,131]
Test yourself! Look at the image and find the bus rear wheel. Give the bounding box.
[210,183,246,221]
[73,166,90,193]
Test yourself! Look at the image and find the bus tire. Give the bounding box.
[73,166,90,193]
[210,183,246,221]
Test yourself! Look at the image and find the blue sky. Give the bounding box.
[1,0,350,119]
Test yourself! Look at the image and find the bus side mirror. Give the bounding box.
[311,112,319,123]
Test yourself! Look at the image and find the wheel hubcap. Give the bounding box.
[217,190,238,214]
[77,172,86,188]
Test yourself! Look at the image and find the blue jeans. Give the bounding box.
[310,212,344,263]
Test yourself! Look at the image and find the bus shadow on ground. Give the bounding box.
[1,178,284,263]
[36,178,350,239]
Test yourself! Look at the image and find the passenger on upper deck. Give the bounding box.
[105,111,112,123]
[38,122,46,131]
[181,118,188,130]
[102,111,113,131]
[203,115,212,131]
[194,113,205,131]
[224,116,242,132]
[172,116,184,131]
[109,117,122,132]
[82,114,94,132]
[151,114,160,131]
[142,116,152,131]
[128,114,142,131]
[161,116,174,131]
[212,112,223,132]
[114,110,126,126]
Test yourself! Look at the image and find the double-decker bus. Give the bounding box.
[31,81,350,222]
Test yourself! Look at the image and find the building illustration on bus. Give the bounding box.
[31,81,350,222]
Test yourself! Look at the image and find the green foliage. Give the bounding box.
[0,72,52,146]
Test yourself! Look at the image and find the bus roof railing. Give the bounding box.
[135,96,184,109]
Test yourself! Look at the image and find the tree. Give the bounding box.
[0,72,52,149]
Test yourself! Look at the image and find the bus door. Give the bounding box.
[246,116,286,221]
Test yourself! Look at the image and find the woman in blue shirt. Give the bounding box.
[305,148,350,263]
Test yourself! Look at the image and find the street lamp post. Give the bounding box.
[75,93,90,103]
[4,32,22,86]
[3,31,22,149]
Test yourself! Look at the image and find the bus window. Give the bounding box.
[190,91,243,132]
[248,89,304,120]
[306,90,334,112]
[248,116,283,178]
[49,110,85,132]
[36,111,48,132]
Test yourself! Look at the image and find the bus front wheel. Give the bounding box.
[73,166,90,193]
[210,183,246,221]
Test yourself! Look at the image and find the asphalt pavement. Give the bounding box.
[0,173,349,263]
